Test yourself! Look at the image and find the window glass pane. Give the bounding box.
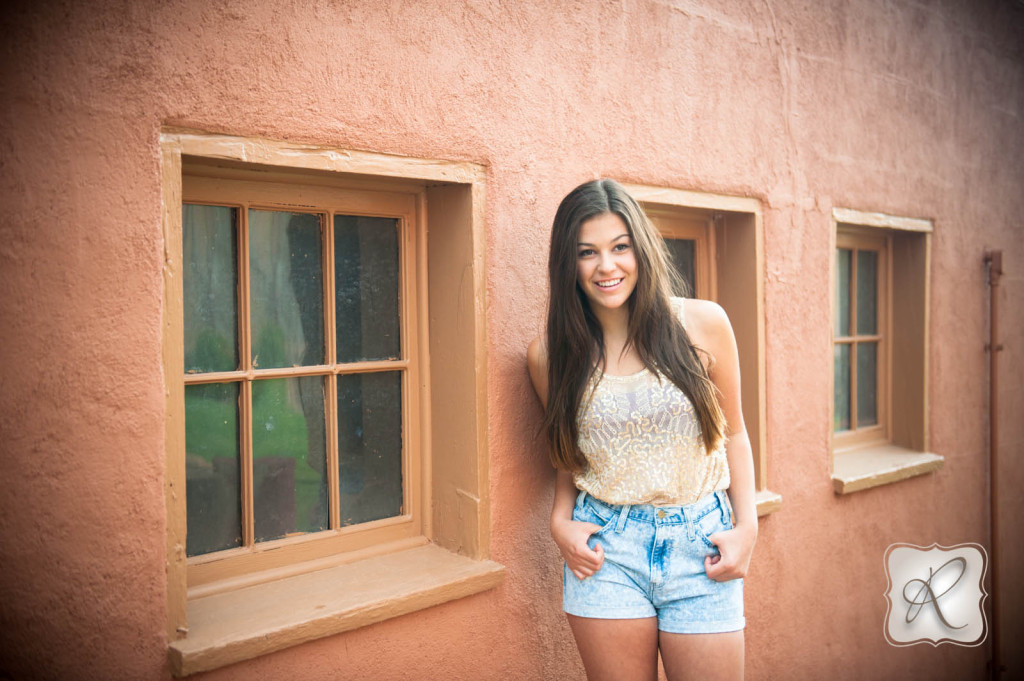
[338,371,403,526]
[664,238,696,298]
[335,216,401,363]
[857,342,878,427]
[249,210,324,369]
[835,248,851,337]
[183,204,238,373]
[185,382,241,556]
[833,344,850,431]
[252,376,328,542]
[857,250,878,335]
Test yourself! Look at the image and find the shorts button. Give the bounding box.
[657,509,666,519]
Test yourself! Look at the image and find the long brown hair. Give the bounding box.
[543,179,726,472]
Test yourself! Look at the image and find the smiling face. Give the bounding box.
[575,212,637,315]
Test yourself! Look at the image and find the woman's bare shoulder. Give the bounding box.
[679,298,736,364]
[527,335,547,364]
[680,298,730,333]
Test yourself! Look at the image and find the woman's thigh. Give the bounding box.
[568,615,660,681]
[658,630,745,681]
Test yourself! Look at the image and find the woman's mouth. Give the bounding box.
[595,278,623,289]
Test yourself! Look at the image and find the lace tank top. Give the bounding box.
[572,299,730,506]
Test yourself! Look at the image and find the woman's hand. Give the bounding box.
[704,522,757,581]
[551,516,605,580]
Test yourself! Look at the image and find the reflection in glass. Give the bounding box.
[249,210,324,369]
[183,204,238,373]
[857,250,877,335]
[835,248,851,337]
[664,238,696,298]
[337,372,403,526]
[252,377,328,542]
[834,344,850,432]
[335,215,401,363]
[185,382,241,556]
[857,342,878,426]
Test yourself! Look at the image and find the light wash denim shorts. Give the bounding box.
[563,489,745,634]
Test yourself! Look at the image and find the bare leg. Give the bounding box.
[567,615,660,681]
[659,630,744,681]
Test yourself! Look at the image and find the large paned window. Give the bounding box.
[182,179,416,566]
[162,133,500,676]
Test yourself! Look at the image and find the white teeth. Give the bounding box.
[596,279,622,288]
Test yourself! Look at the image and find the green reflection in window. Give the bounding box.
[252,376,329,542]
[183,204,238,373]
[249,210,324,369]
[185,382,241,556]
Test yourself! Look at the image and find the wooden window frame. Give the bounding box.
[646,205,718,300]
[628,185,780,517]
[161,131,502,675]
[829,209,943,495]
[181,174,424,589]
[833,228,890,451]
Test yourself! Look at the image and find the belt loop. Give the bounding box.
[716,490,733,526]
[682,505,695,540]
[614,504,631,533]
[575,489,587,511]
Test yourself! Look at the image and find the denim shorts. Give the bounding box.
[563,489,745,634]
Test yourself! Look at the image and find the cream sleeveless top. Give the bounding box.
[572,298,730,506]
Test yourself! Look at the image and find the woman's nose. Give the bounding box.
[597,251,616,272]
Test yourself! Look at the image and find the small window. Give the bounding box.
[833,229,889,448]
[830,209,942,494]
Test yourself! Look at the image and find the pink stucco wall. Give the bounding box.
[1,1,1022,679]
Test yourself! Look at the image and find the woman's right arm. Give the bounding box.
[528,337,604,580]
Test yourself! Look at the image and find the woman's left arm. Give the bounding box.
[695,301,758,581]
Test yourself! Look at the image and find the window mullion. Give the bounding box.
[239,203,255,548]
[324,212,340,531]
[849,250,859,430]
[884,237,892,439]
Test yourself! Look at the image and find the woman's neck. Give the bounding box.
[592,303,629,340]
[592,304,635,370]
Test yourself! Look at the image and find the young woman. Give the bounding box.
[527,179,757,681]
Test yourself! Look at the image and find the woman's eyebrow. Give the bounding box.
[577,234,630,247]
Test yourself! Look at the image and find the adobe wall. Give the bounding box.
[1,1,1021,679]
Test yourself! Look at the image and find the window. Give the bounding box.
[631,185,780,517]
[830,209,943,494]
[161,132,502,676]
[181,173,421,582]
[833,228,888,448]
[646,205,716,299]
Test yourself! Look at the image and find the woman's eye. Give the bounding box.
[613,243,631,252]
[577,249,595,258]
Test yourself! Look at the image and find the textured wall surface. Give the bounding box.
[1,0,1022,679]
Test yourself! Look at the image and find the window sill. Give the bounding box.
[168,543,506,677]
[755,489,783,516]
[831,443,944,495]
